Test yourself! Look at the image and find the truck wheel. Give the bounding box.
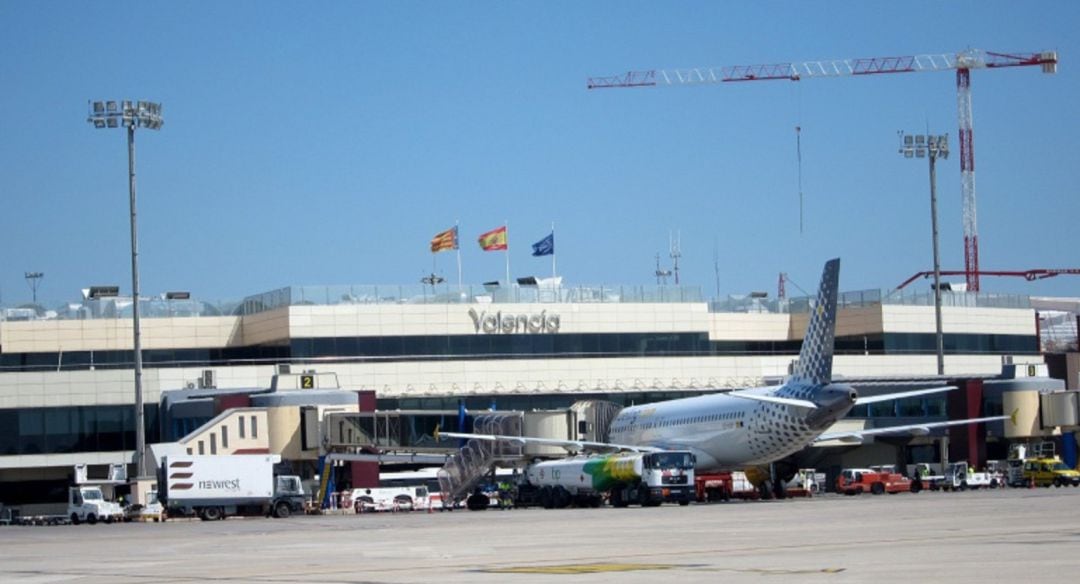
[1053,478,1063,488]
[86,514,97,525]
[554,487,571,509]
[70,513,80,526]
[910,481,921,494]
[202,506,223,521]
[539,486,553,509]
[871,483,885,495]
[274,502,291,518]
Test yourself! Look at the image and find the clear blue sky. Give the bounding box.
[1,1,1078,307]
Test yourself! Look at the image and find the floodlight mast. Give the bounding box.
[899,132,949,376]
[86,100,163,481]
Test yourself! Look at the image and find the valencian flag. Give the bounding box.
[430,226,458,253]
[478,225,508,251]
[531,232,554,256]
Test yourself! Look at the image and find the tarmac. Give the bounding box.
[2,487,1079,583]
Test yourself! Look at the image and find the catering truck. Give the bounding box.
[159,454,305,521]
[514,450,695,508]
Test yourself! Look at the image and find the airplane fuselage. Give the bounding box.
[607,382,856,470]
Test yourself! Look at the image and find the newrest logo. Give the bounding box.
[198,479,241,491]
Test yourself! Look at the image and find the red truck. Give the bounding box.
[836,467,921,495]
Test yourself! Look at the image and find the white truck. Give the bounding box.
[514,450,695,509]
[936,461,1000,491]
[68,485,125,525]
[350,486,431,512]
[159,454,305,521]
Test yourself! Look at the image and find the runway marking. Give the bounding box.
[481,562,679,574]
[691,567,846,575]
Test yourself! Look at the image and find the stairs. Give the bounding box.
[437,413,522,504]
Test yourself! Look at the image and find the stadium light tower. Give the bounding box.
[899,132,949,376]
[24,271,44,304]
[87,100,163,480]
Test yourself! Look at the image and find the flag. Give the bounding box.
[478,226,508,251]
[430,226,458,253]
[531,232,554,257]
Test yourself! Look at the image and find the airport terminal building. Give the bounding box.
[0,280,1075,508]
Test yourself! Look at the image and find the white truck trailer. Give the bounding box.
[514,450,695,509]
[160,454,305,521]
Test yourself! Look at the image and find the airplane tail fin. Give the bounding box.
[790,258,840,386]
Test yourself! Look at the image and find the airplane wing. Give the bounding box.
[727,385,956,410]
[813,415,1007,444]
[434,428,662,454]
[853,385,955,406]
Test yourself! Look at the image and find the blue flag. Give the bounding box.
[531,233,554,256]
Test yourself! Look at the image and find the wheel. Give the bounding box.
[393,495,413,511]
[679,499,690,506]
[637,487,651,506]
[910,481,921,494]
[870,482,885,495]
[70,513,80,526]
[1053,478,1063,488]
[201,506,223,521]
[554,487,571,509]
[274,502,291,519]
[539,486,553,509]
[86,514,97,525]
[610,488,627,508]
[990,479,999,489]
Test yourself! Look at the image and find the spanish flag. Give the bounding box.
[430,226,458,253]
[478,225,508,251]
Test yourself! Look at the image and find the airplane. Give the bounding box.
[437,258,1005,488]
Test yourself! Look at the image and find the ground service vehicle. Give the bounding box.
[125,490,165,522]
[695,471,757,502]
[836,468,919,495]
[937,461,999,491]
[783,468,824,496]
[515,450,695,509]
[1023,458,1080,487]
[160,454,305,521]
[351,486,431,512]
[68,485,125,525]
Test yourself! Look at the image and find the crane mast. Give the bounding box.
[590,50,1058,291]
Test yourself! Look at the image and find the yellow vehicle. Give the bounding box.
[1022,458,1080,488]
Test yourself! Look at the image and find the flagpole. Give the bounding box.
[504,220,510,290]
[551,221,556,279]
[455,219,462,294]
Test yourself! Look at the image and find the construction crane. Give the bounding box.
[589,49,1058,292]
[895,268,1080,291]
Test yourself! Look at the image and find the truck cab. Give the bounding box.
[68,485,124,525]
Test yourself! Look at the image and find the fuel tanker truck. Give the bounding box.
[514,450,695,508]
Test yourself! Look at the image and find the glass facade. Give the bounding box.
[0,405,158,456]
[0,332,1038,373]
